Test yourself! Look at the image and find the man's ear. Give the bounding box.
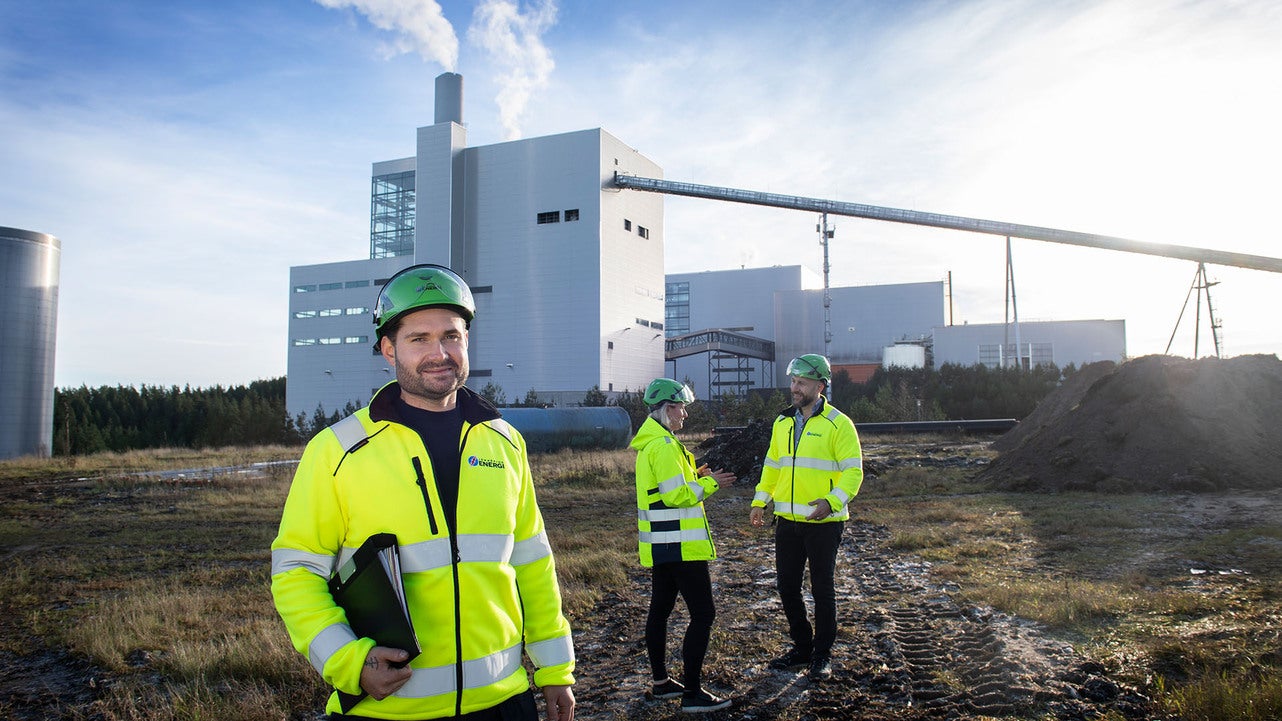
[379,335,395,364]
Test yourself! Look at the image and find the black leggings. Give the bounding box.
[646,560,715,691]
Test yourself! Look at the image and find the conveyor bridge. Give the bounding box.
[613,173,1282,273]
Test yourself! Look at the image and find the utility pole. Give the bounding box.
[1167,262,1223,358]
[818,213,835,358]
[1004,237,1021,368]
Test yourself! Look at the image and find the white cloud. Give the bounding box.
[466,0,558,140]
[313,0,459,70]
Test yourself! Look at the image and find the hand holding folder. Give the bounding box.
[328,533,421,713]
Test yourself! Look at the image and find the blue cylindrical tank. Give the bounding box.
[1,227,61,459]
[498,406,632,453]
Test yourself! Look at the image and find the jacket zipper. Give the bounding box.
[790,413,805,514]
[411,457,439,535]
[449,424,477,716]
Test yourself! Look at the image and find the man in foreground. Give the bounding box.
[271,264,575,721]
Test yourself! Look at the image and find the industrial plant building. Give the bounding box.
[932,319,1126,370]
[287,74,666,420]
[287,73,1126,419]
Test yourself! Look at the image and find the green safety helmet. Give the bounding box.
[373,264,476,338]
[644,378,695,407]
[787,354,832,382]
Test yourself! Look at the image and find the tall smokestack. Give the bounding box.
[435,72,463,125]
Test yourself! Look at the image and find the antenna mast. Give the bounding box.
[818,213,835,358]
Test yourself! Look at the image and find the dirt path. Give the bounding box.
[570,502,1156,721]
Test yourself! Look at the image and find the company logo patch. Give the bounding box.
[468,455,505,469]
[805,431,823,437]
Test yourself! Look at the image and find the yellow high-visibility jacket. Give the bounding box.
[752,396,864,522]
[270,384,574,719]
[631,416,720,567]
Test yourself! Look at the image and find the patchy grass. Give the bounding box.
[2,443,1280,719]
[860,463,1282,719]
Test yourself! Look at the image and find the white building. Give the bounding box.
[932,319,1126,369]
[663,267,948,399]
[288,74,665,420]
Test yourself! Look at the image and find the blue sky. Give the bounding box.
[3,0,1279,389]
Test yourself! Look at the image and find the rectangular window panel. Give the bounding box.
[293,310,317,319]
[624,219,632,231]
[665,281,690,336]
[294,284,317,293]
[564,209,580,222]
[292,338,317,346]
[319,282,343,291]
[370,170,416,259]
[345,280,370,288]
[638,226,649,239]
[344,336,368,344]
[319,337,342,345]
[319,308,342,317]
[537,211,560,224]
[345,307,367,315]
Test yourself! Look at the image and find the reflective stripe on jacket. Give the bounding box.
[752,396,864,523]
[270,383,574,719]
[630,416,719,567]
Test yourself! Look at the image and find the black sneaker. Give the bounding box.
[681,689,731,713]
[768,647,811,670]
[807,655,831,681]
[651,678,685,699]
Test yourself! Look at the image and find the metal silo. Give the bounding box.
[0,227,61,459]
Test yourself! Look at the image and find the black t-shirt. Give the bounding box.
[395,395,464,532]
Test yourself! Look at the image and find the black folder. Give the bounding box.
[328,532,421,713]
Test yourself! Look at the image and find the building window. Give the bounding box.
[623,219,632,231]
[294,284,317,293]
[607,341,614,349]
[537,211,560,224]
[978,342,1054,369]
[371,170,416,259]
[564,208,580,222]
[665,281,690,336]
[292,338,317,346]
[345,307,367,315]
[293,310,317,319]
[637,226,649,239]
[344,336,368,344]
[319,308,342,317]
[319,282,343,291]
[345,280,370,288]
[319,337,342,345]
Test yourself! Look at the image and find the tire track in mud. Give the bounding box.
[571,513,1157,720]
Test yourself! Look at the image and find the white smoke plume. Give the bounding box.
[315,0,459,71]
[468,0,558,140]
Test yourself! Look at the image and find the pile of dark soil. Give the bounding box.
[981,354,1282,492]
[696,418,772,484]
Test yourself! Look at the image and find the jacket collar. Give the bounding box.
[369,382,502,426]
[777,394,829,421]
